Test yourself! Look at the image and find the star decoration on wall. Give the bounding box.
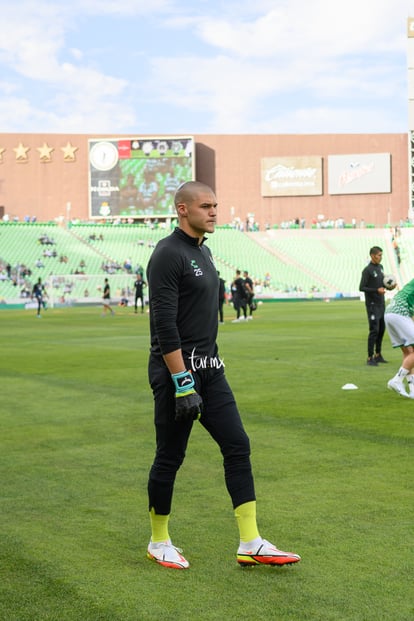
[61,142,78,161]
[37,142,54,162]
[14,142,30,161]
[0,147,5,163]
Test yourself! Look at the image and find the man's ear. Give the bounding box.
[176,203,188,217]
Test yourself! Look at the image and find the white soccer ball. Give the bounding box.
[383,274,396,290]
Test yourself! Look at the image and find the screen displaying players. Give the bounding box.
[89,137,194,219]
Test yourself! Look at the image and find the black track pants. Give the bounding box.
[147,357,256,515]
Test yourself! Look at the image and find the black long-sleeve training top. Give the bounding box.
[147,227,219,361]
[359,261,385,308]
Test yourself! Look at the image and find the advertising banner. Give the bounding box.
[328,153,391,195]
[261,156,323,196]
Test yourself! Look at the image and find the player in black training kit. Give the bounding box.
[145,181,301,570]
[359,246,390,366]
[133,273,147,313]
[31,277,47,317]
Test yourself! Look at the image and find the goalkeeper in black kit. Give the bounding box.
[145,181,301,570]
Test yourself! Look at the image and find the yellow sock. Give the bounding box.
[149,508,170,543]
[234,501,260,543]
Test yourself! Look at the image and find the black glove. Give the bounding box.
[175,391,203,422]
[171,370,203,422]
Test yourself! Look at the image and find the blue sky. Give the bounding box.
[0,0,412,135]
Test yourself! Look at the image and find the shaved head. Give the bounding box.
[172,181,217,240]
[174,181,214,208]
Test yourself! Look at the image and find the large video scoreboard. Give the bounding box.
[88,136,194,219]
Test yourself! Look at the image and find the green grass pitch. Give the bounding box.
[0,301,413,621]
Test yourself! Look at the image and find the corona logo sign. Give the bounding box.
[407,17,414,37]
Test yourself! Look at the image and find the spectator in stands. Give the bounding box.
[359,246,393,366]
[124,258,133,273]
[38,234,55,245]
[22,265,32,278]
[243,270,255,320]
[134,273,147,314]
[231,269,248,323]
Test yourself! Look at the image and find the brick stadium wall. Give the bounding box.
[0,132,408,228]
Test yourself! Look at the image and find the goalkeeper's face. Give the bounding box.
[178,188,218,238]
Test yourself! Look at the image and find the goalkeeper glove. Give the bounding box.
[171,370,203,422]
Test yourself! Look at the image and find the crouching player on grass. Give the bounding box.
[145,181,301,570]
[385,278,414,398]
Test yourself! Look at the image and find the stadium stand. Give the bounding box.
[249,228,400,295]
[0,222,409,306]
